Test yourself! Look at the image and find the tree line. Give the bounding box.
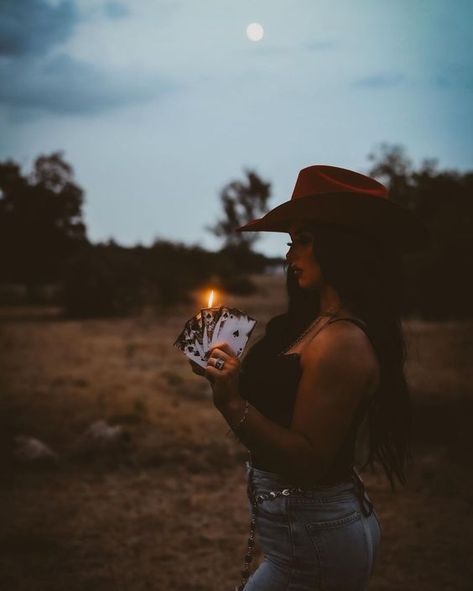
[0,146,471,319]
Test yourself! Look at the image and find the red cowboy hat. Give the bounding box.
[236,165,429,252]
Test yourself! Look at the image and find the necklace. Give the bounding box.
[280,307,342,355]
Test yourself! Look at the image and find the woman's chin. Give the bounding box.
[297,277,309,289]
[297,276,318,291]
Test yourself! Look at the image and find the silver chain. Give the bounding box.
[280,309,341,356]
[235,483,307,591]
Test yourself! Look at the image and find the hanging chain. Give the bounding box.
[234,484,306,591]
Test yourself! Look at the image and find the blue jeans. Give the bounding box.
[242,462,381,590]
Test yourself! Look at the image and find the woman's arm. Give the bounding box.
[212,322,377,483]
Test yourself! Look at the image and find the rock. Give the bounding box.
[14,436,58,463]
[74,419,127,454]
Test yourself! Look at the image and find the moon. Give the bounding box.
[246,23,264,42]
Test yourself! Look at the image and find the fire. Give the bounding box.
[208,289,215,308]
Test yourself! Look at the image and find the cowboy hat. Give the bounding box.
[236,165,429,252]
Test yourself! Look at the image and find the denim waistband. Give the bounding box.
[245,460,374,516]
[245,460,357,495]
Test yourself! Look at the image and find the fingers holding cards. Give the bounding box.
[208,341,237,358]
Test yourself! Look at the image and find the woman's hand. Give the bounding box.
[204,342,242,411]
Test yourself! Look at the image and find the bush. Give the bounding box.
[219,274,257,295]
[63,245,143,317]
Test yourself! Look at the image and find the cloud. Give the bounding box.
[0,0,174,116]
[103,2,130,20]
[0,54,175,115]
[352,72,406,89]
[0,0,80,57]
[435,64,473,90]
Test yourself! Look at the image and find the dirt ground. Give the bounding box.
[1,274,472,590]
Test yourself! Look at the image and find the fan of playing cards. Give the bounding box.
[174,304,257,369]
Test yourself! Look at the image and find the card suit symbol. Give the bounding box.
[233,329,239,337]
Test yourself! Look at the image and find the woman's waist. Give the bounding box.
[247,452,355,486]
[245,459,357,497]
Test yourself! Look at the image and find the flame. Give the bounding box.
[208,289,215,308]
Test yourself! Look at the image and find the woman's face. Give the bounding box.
[286,223,323,290]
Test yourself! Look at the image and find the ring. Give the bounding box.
[215,358,225,370]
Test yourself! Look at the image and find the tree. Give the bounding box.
[367,143,416,210]
[206,169,271,248]
[367,143,473,319]
[0,152,87,295]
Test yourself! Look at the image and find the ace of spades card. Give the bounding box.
[209,307,257,358]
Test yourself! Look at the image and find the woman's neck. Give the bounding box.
[319,283,352,317]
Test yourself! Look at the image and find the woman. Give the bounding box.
[191,165,428,590]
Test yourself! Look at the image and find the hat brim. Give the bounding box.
[236,192,430,253]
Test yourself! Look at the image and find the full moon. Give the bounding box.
[246,22,264,42]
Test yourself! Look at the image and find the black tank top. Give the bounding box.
[238,315,377,483]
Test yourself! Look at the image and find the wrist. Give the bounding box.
[220,395,245,420]
[220,396,249,435]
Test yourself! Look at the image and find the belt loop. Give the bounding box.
[352,467,373,517]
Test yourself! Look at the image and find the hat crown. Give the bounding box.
[292,165,388,201]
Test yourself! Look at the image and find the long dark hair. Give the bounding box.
[280,221,411,489]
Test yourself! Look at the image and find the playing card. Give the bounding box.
[200,306,223,354]
[210,307,257,357]
[173,311,207,368]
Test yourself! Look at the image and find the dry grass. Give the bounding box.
[0,274,472,590]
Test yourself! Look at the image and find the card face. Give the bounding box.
[173,312,207,367]
[200,306,223,354]
[211,307,257,357]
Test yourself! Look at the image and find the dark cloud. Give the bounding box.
[0,0,80,57]
[0,0,173,116]
[353,72,405,89]
[0,54,175,115]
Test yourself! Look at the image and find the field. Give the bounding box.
[1,274,472,590]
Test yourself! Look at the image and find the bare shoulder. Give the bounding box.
[300,319,380,391]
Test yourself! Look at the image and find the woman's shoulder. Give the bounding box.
[299,317,380,391]
[301,317,368,357]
